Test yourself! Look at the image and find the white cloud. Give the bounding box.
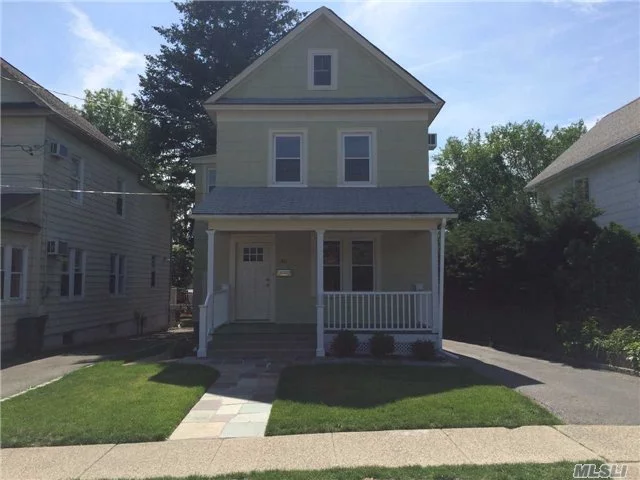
[63,2,144,102]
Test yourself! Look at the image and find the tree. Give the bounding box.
[431,120,586,222]
[135,1,304,267]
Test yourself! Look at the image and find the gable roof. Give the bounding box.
[1,58,144,173]
[205,7,444,108]
[527,97,640,189]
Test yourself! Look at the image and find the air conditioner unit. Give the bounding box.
[46,240,69,256]
[427,133,437,151]
[49,142,69,160]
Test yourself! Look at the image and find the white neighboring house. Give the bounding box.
[1,58,172,354]
[526,98,640,233]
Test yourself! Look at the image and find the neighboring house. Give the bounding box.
[526,98,640,233]
[0,58,171,354]
[190,7,455,358]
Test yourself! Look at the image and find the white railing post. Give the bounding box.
[315,229,325,357]
[437,219,446,349]
[430,229,438,333]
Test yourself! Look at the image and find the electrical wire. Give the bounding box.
[0,184,168,196]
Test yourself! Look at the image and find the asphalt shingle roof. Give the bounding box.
[527,97,640,189]
[192,186,455,216]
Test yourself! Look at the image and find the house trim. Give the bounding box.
[228,233,276,323]
[205,7,443,107]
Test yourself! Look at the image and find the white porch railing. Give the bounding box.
[209,285,230,334]
[197,292,212,357]
[324,291,433,331]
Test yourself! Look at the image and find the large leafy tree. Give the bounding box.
[135,1,304,265]
[431,120,586,221]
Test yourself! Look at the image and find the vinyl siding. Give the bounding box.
[0,116,46,190]
[223,17,422,100]
[540,144,640,233]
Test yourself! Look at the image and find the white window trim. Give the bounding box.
[308,48,338,90]
[110,253,127,296]
[60,248,86,300]
[338,128,377,186]
[116,178,126,218]
[268,129,308,186]
[1,245,28,303]
[207,167,217,193]
[311,233,381,294]
[70,156,84,204]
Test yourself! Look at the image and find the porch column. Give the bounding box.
[197,229,215,358]
[430,229,438,336]
[437,219,447,349]
[315,229,325,357]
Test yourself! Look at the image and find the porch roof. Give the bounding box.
[192,186,455,217]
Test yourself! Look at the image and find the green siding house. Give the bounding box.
[191,7,455,357]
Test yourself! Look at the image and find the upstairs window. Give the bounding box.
[340,131,376,185]
[574,177,590,201]
[271,132,306,185]
[207,168,217,193]
[1,245,27,301]
[308,49,337,90]
[116,178,125,217]
[70,156,83,202]
[110,253,127,295]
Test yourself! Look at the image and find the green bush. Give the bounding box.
[411,340,436,361]
[370,333,395,358]
[330,330,359,357]
[595,326,640,369]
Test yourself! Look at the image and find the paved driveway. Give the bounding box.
[444,340,640,425]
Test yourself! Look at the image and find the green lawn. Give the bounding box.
[1,360,218,447]
[266,364,559,435]
[128,462,596,480]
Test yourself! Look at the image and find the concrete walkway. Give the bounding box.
[2,425,638,480]
[444,339,640,425]
[169,358,281,439]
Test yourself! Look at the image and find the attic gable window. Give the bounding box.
[308,49,337,90]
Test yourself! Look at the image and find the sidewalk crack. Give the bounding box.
[552,426,605,461]
[77,443,117,479]
[441,429,473,463]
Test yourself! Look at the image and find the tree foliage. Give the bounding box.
[431,120,586,221]
[135,1,304,256]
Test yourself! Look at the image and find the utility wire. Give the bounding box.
[0,184,168,196]
[1,75,203,127]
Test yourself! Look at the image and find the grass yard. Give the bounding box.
[266,364,559,435]
[127,462,596,480]
[1,360,218,447]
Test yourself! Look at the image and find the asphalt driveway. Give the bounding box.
[444,340,640,425]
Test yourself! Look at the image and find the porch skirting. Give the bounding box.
[324,332,439,356]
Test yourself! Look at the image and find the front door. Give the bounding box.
[235,243,272,321]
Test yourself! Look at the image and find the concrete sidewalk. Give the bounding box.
[2,425,638,480]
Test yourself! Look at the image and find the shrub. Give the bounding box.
[411,340,436,361]
[370,333,395,358]
[330,330,358,357]
[595,326,640,368]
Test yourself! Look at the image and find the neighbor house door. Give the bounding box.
[235,243,272,321]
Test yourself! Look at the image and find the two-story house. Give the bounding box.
[526,98,640,233]
[1,58,171,354]
[190,7,455,358]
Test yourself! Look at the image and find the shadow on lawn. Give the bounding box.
[148,362,219,388]
[275,363,542,408]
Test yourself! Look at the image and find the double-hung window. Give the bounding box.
[308,49,337,89]
[340,131,375,185]
[61,248,85,298]
[109,254,127,295]
[271,132,306,185]
[207,168,217,193]
[351,241,374,291]
[323,241,341,292]
[574,177,590,201]
[150,255,157,288]
[70,156,83,202]
[317,238,377,293]
[116,178,125,217]
[1,245,27,301]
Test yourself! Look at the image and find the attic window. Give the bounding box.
[308,49,337,90]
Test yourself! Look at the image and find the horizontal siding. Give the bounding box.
[541,145,640,233]
[0,115,46,190]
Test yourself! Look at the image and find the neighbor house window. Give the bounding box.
[207,168,217,193]
[308,49,337,89]
[351,241,374,291]
[116,178,125,216]
[323,241,341,292]
[150,255,157,288]
[70,156,83,202]
[574,177,589,201]
[1,245,27,301]
[61,248,85,298]
[271,132,306,185]
[110,253,126,294]
[340,131,375,185]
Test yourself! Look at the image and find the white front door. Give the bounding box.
[235,243,272,321]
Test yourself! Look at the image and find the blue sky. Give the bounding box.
[1,0,639,151]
